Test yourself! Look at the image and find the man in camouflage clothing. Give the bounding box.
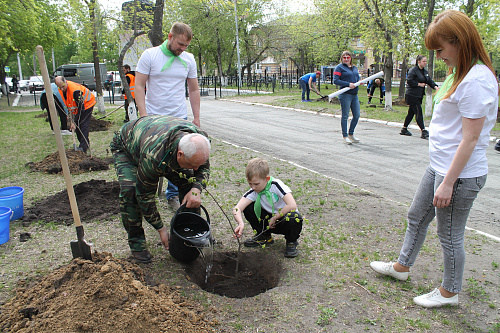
[110,115,210,263]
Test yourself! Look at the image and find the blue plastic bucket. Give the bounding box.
[0,206,12,244]
[0,186,25,221]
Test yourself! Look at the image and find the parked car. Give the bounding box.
[18,79,30,91]
[28,76,44,93]
[4,77,13,92]
[52,63,107,91]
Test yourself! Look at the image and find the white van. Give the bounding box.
[53,63,107,91]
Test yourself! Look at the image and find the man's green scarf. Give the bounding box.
[159,40,187,72]
[254,177,275,220]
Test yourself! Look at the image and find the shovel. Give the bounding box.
[36,45,92,260]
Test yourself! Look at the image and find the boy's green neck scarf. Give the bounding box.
[434,60,484,104]
[159,40,187,72]
[254,177,274,220]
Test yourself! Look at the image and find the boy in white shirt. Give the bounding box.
[233,158,303,258]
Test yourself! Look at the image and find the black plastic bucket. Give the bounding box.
[169,204,212,263]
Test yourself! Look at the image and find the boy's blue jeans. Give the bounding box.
[338,93,360,137]
[397,165,486,293]
[165,180,179,200]
[164,116,188,201]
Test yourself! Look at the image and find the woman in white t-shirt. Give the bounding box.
[370,10,498,308]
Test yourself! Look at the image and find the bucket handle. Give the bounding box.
[172,203,210,225]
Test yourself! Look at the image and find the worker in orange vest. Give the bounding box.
[55,76,96,153]
[121,64,136,122]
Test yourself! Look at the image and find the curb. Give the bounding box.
[222,99,498,142]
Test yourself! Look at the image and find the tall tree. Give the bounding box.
[362,0,398,109]
[424,0,436,117]
[0,0,66,89]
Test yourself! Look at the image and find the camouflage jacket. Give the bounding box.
[110,116,210,228]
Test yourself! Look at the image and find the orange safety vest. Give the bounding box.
[59,81,96,114]
[124,73,135,99]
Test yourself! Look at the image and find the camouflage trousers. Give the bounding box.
[112,147,194,252]
[112,150,158,251]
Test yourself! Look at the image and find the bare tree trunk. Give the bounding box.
[384,35,394,109]
[425,0,436,117]
[398,54,408,100]
[216,29,223,77]
[89,0,105,114]
[197,49,203,77]
[118,31,147,102]
[148,0,164,46]
[465,0,475,16]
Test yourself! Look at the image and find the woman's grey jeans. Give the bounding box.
[397,165,486,293]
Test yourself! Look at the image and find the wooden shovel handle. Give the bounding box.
[36,46,83,228]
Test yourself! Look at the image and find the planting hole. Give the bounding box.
[185,251,283,298]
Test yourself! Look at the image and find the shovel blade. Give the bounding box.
[70,239,92,260]
[71,225,92,260]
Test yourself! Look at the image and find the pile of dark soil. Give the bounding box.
[26,149,112,174]
[185,251,283,298]
[23,179,120,225]
[0,252,216,333]
[38,112,112,132]
[392,98,408,106]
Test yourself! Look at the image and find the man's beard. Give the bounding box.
[168,43,182,56]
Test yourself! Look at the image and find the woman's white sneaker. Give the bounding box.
[343,137,353,145]
[348,135,360,143]
[369,261,409,281]
[413,288,458,308]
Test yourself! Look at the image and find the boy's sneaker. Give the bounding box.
[413,288,458,308]
[284,241,298,258]
[243,233,274,247]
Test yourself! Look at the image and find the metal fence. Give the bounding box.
[199,74,304,98]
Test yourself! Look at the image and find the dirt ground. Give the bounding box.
[22,179,120,226]
[0,108,499,332]
[26,149,112,175]
[0,252,217,332]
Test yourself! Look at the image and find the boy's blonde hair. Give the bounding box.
[245,158,269,180]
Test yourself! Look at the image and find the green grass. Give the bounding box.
[0,95,498,333]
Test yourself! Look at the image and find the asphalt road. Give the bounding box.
[12,91,498,239]
[197,97,500,240]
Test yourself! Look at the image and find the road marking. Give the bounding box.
[218,138,500,243]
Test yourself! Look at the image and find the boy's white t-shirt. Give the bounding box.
[243,178,291,214]
[429,64,498,178]
[136,47,197,118]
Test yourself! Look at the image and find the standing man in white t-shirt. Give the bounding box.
[135,22,201,211]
